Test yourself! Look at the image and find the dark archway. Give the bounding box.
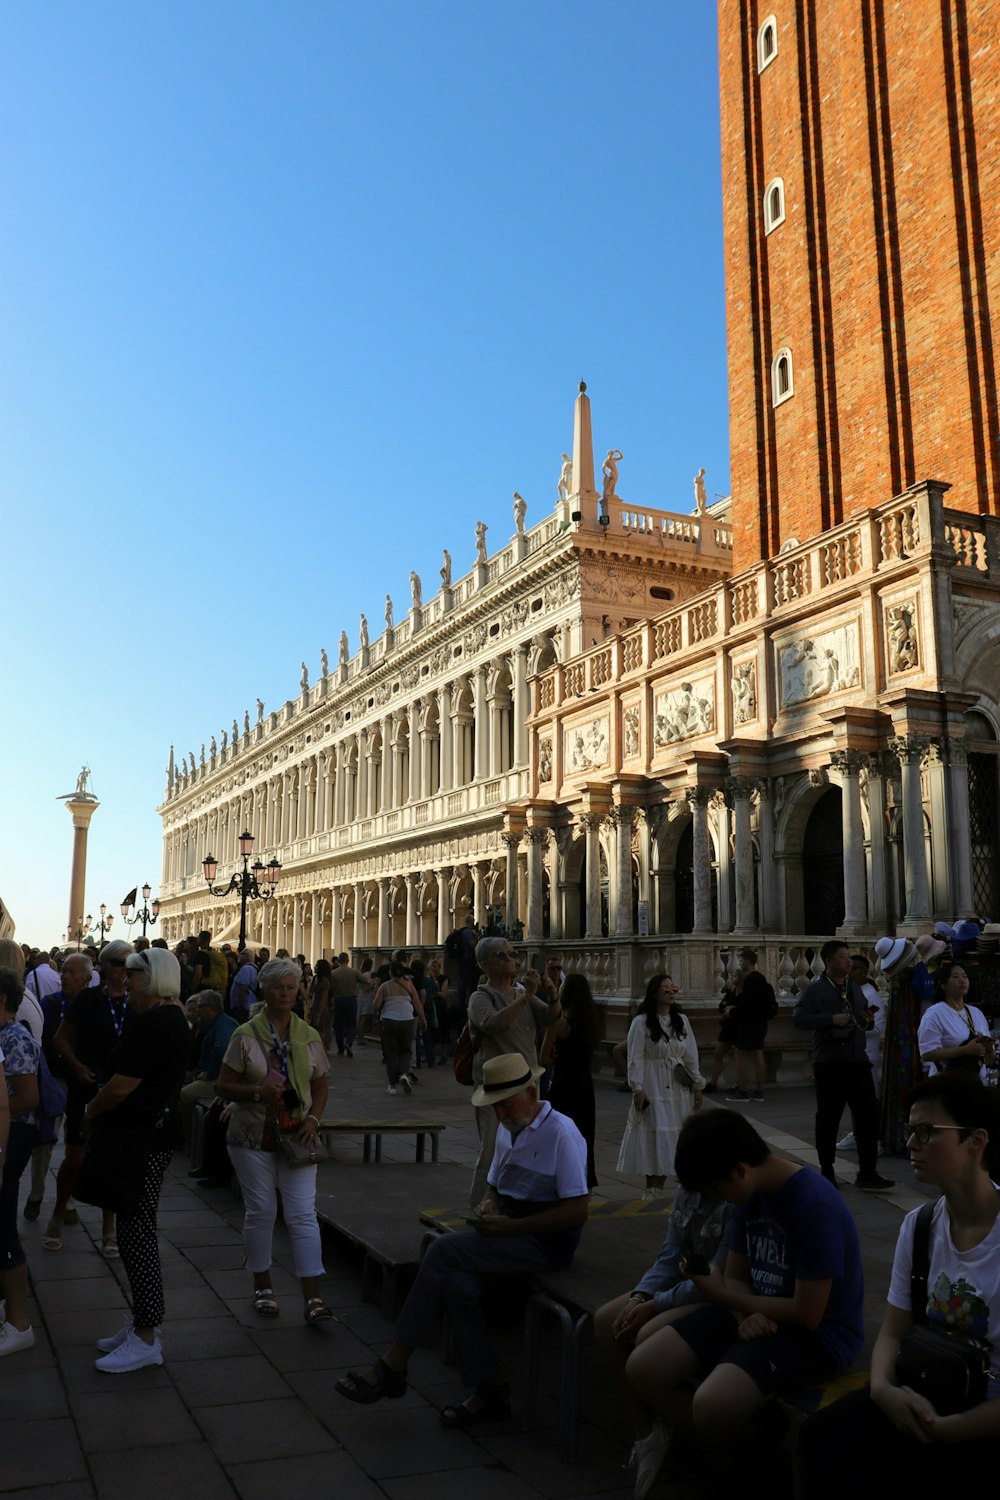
[802,787,844,933]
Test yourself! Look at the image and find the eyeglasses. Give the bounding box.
[907,1123,968,1146]
[106,958,128,968]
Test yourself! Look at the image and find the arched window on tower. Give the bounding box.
[764,177,785,233]
[758,16,778,72]
[771,347,794,406]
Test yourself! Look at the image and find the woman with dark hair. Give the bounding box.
[917,962,994,1082]
[0,966,40,1357]
[798,1076,1000,1490]
[617,975,704,1198]
[542,972,602,1188]
[309,959,333,1052]
[373,961,424,1095]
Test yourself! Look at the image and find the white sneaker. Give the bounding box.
[400,1074,412,1095]
[96,1318,161,1353]
[0,1321,35,1358]
[836,1132,857,1151]
[630,1420,671,1500]
[94,1328,163,1373]
[386,1085,397,1095]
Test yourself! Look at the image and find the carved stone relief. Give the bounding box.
[564,716,610,773]
[731,659,757,725]
[885,600,919,674]
[623,706,640,758]
[538,737,553,783]
[778,621,860,708]
[653,676,716,746]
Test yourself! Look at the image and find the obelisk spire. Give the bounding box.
[570,381,599,528]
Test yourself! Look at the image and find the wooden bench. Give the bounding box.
[317,1116,445,1163]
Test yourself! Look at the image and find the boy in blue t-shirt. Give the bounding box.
[622,1109,864,1498]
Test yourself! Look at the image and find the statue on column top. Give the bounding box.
[74,765,91,796]
[558,453,573,502]
[339,629,350,664]
[440,548,452,587]
[694,466,708,514]
[410,570,422,609]
[384,594,394,630]
[475,520,488,564]
[513,492,527,536]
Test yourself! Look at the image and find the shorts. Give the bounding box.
[736,1023,767,1052]
[718,1018,740,1047]
[64,1084,97,1148]
[670,1304,837,1397]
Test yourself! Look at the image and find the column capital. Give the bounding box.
[523,827,550,847]
[578,811,605,832]
[888,734,930,765]
[724,775,758,801]
[606,805,636,829]
[829,749,869,777]
[947,741,969,768]
[685,785,712,809]
[500,831,521,850]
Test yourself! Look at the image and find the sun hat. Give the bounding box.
[951,920,981,955]
[914,933,948,964]
[470,1054,545,1108]
[934,921,955,941]
[874,936,917,978]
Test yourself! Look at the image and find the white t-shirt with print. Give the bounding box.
[888,1192,1000,1396]
[918,1001,991,1082]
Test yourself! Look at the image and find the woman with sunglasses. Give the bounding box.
[84,948,191,1372]
[797,1075,1000,1490]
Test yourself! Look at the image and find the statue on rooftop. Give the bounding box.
[210,735,217,757]
[256,698,264,724]
[221,728,228,752]
[410,570,422,609]
[300,661,309,691]
[320,647,329,677]
[440,549,452,587]
[694,467,708,514]
[602,449,623,504]
[558,453,573,503]
[339,630,350,665]
[475,520,488,565]
[385,594,394,630]
[360,613,369,649]
[513,492,527,536]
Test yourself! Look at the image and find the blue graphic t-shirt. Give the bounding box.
[734,1167,865,1367]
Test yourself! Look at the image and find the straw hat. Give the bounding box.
[914,933,948,964]
[470,1054,545,1108]
[874,936,917,977]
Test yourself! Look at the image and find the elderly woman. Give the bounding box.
[217,957,332,1324]
[0,966,40,1357]
[83,948,191,1372]
[467,937,562,1206]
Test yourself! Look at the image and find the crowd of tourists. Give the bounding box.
[1,921,997,1496]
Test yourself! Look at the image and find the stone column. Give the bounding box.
[890,736,932,921]
[753,783,777,930]
[525,830,547,942]
[946,744,974,913]
[831,751,868,927]
[686,787,714,932]
[353,884,364,950]
[438,685,453,792]
[377,879,391,948]
[862,759,889,927]
[512,646,529,768]
[405,875,419,947]
[474,668,488,781]
[923,743,950,914]
[581,813,604,939]
[334,744,346,826]
[382,716,395,812]
[502,834,520,928]
[63,794,100,939]
[472,861,485,922]
[727,777,757,933]
[436,867,452,945]
[611,807,635,936]
[408,704,422,804]
[330,888,342,953]
[310,892,320,961]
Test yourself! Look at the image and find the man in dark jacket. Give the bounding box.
[793,939,894,1191]
[725,948,775,1104]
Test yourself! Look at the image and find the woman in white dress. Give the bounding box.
[618,975,704,1198]
[917,963,995,1083]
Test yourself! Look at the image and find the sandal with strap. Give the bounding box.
[336,1357,407,1404]
[42,1222,63,1253]
[253,1288,280,1317]
[303,1297,333,1326]
[440,1384,512,1428]
[98,1237,120,1260]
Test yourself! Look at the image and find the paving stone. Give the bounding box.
[333,1405,485,1478]
[25,1249,110,1281]
[380,1467,546,1500]
[158,1316,259,1361]
[33,1277,132,1314]
[2,1364,71,1420]
[176,1243,249,1271]
[201,1264,301,1302]
[158,1283,231,1319]
[50,1307,137,1347]
[195,1398,334,1463]
[475,1427,631,1497]
[167,1225,245,1247]
[0,1418,88,1489]
[56,1346,174,1395]
[170,1353,296,1406]
[157,1209,231,1230]
[87,1443,236,1500]
[69,1388,202,1452]
[1,1485,94,1500]
[246,1320,373,1372]
[284,1364,433,1431]
[226,1451,384,1500]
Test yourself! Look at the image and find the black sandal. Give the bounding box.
[336,1357,407,1405]
[440,1384,512,1428]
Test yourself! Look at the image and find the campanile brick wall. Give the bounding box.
[719,0,1000,570]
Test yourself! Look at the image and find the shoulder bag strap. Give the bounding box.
[909,1200,935,1325]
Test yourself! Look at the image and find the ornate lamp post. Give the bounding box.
[69,914,92,951]
[93,904,114,950]
[202,830,281,951]
[121,883,160,937]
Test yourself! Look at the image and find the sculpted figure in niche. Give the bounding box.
[410,571,422,609]
[731,660,757,725]
[475,520,488,565]
[360,613,369,649]
[339,630,349,665]
[558,452,573,502]
[624,706,640,757]
[886,602,919,673]
[385,594,394,630]
[300,661,309,691]
[513,492,527,536]
[693,466,708,514]
[440,548,452,587]
[539,738,553,783]
[602,448,623,503]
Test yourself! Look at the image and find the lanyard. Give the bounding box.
[267,1019,290,1079]
[107,994,127,1038]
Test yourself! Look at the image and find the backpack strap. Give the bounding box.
[909,1200,935,1325]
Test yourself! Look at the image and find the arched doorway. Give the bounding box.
[802,788,844,933]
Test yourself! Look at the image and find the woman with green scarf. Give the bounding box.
[218,958,332,1323]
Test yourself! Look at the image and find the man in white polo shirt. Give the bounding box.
[335,1053,589,1425]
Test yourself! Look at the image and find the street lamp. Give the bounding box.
[121,882,160,937]
[202,830,281,950]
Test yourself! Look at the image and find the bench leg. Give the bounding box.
[415,1133,425,1163]
[521,1293,589,1463]
[363,1133,372,1164]
[374,1133,383,1163]
[431,1133,439,1163]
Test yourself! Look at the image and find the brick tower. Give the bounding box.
[719,1,1000,569]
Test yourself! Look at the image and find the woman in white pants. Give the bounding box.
[218,958,331,1324]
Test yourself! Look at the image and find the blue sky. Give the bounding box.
[3,1,731,945]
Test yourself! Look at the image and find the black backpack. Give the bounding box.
[445,929,462,959]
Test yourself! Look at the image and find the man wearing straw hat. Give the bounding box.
[335,1052,589,1426]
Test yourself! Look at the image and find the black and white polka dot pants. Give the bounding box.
[117,1148,173,1329]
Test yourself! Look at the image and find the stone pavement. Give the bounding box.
[3,1042,928,1500]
